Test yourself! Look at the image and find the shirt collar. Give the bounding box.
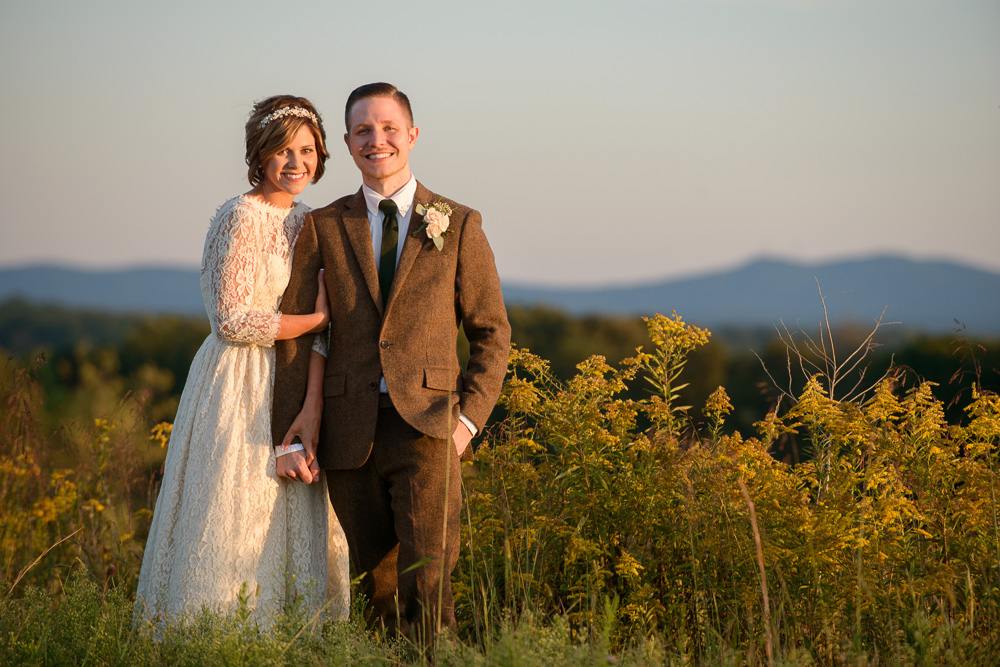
[362,174,417,218]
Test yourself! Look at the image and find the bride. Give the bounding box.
[135,95,349,625]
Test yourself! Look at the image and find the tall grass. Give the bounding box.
[455,313,999,663]
[2,311,999,664]
[1,354,153,597]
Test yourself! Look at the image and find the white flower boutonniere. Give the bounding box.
[412,200,453,251]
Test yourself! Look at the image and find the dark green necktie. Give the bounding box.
[378,199,399,306]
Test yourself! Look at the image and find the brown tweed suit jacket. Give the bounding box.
[271,182,511,470]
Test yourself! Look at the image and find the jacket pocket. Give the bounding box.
[423,367,462,391]
[323,373,346,397]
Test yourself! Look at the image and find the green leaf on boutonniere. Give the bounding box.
[432,235,444,251]
[411,203,429,238]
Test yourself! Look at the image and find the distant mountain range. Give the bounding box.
[1,266,205,316]
[1,256,997,334]
[503,256,1000,334]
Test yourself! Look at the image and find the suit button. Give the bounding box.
[369,382,378,390]
[380,341,389,349]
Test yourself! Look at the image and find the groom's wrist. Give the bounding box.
[458,413,477,437]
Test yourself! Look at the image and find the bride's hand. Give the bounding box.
[280,400,322,483]
[276,450,314,484]
[313,268,330,332]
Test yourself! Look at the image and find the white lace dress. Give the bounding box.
[135,195,349,626]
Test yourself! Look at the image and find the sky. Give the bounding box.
[1,0,997,287]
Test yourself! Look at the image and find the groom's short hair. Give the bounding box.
[345,82,413,131]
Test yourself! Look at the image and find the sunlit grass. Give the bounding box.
[3,311,999,664]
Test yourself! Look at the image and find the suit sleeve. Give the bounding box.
[271,211,324,446]
[454,209,512,431]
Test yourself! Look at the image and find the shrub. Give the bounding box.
[457,313,1000,662]
[1,354,155,596]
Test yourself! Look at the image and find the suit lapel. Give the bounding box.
[387,181,433,310]
[341,189,383,313]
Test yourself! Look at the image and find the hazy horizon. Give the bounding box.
[2,252,997,291]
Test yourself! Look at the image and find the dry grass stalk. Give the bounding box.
[755,279,899,405]
[738,478,773,667]
[6,529,82,598]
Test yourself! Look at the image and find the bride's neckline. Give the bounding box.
[241,193,300,213]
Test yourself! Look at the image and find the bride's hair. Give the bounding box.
[245,95,330,187]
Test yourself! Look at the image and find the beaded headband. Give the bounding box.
[258,107,319,129]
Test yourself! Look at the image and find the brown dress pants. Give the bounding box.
[326,404,462,640]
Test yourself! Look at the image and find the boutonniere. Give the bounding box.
[411,200,453,251]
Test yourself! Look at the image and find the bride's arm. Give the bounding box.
[206,201,282,345]
[275,270,329,340]
[276,347,326,482]
[206,200,328,345]
[285,348,325,452]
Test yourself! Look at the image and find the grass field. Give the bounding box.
[3,314,999,665]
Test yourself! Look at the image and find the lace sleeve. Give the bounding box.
[205,200,282,346]
[311,327,329,358]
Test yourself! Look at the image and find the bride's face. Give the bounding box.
[259,124,319,205]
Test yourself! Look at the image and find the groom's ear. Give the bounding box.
[408,125,419,147]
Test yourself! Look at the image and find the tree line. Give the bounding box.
[2,297,997,447]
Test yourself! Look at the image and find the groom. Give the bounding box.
[271,82,510,638]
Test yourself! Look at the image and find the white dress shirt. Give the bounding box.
[362,175,417,275]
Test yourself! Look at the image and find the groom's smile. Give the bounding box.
[345,96,419,196]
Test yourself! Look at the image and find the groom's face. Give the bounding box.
[345,96,418,192]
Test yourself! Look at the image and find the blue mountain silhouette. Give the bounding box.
[1,256,997,334]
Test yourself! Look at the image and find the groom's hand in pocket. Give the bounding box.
[452,421,473,458]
